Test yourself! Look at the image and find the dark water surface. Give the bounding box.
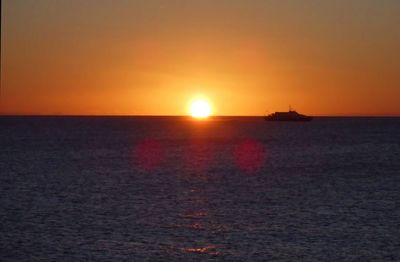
[1,116,399,260]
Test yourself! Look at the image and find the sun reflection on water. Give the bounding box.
[184,245,221,256]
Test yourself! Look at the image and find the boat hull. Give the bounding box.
[264,111,313,122]
[264,116,313,122]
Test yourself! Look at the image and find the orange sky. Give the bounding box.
[1,0,400,116]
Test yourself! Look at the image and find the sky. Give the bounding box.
[1,0,400,116]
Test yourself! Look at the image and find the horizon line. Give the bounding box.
[1,114,400,118]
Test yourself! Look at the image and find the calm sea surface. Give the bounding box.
[1,116,399,260]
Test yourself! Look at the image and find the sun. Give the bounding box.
[190,99,212,119]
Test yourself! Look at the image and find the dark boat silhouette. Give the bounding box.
[264,107,312,121]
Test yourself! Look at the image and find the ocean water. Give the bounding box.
[1,116,399,261]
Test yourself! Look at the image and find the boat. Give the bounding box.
[264,106,312,121]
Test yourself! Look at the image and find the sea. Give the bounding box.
[1,116,399,261]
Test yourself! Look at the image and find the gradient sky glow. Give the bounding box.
[1,0,400,116]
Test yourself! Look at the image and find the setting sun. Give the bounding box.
[190,99,212,118]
